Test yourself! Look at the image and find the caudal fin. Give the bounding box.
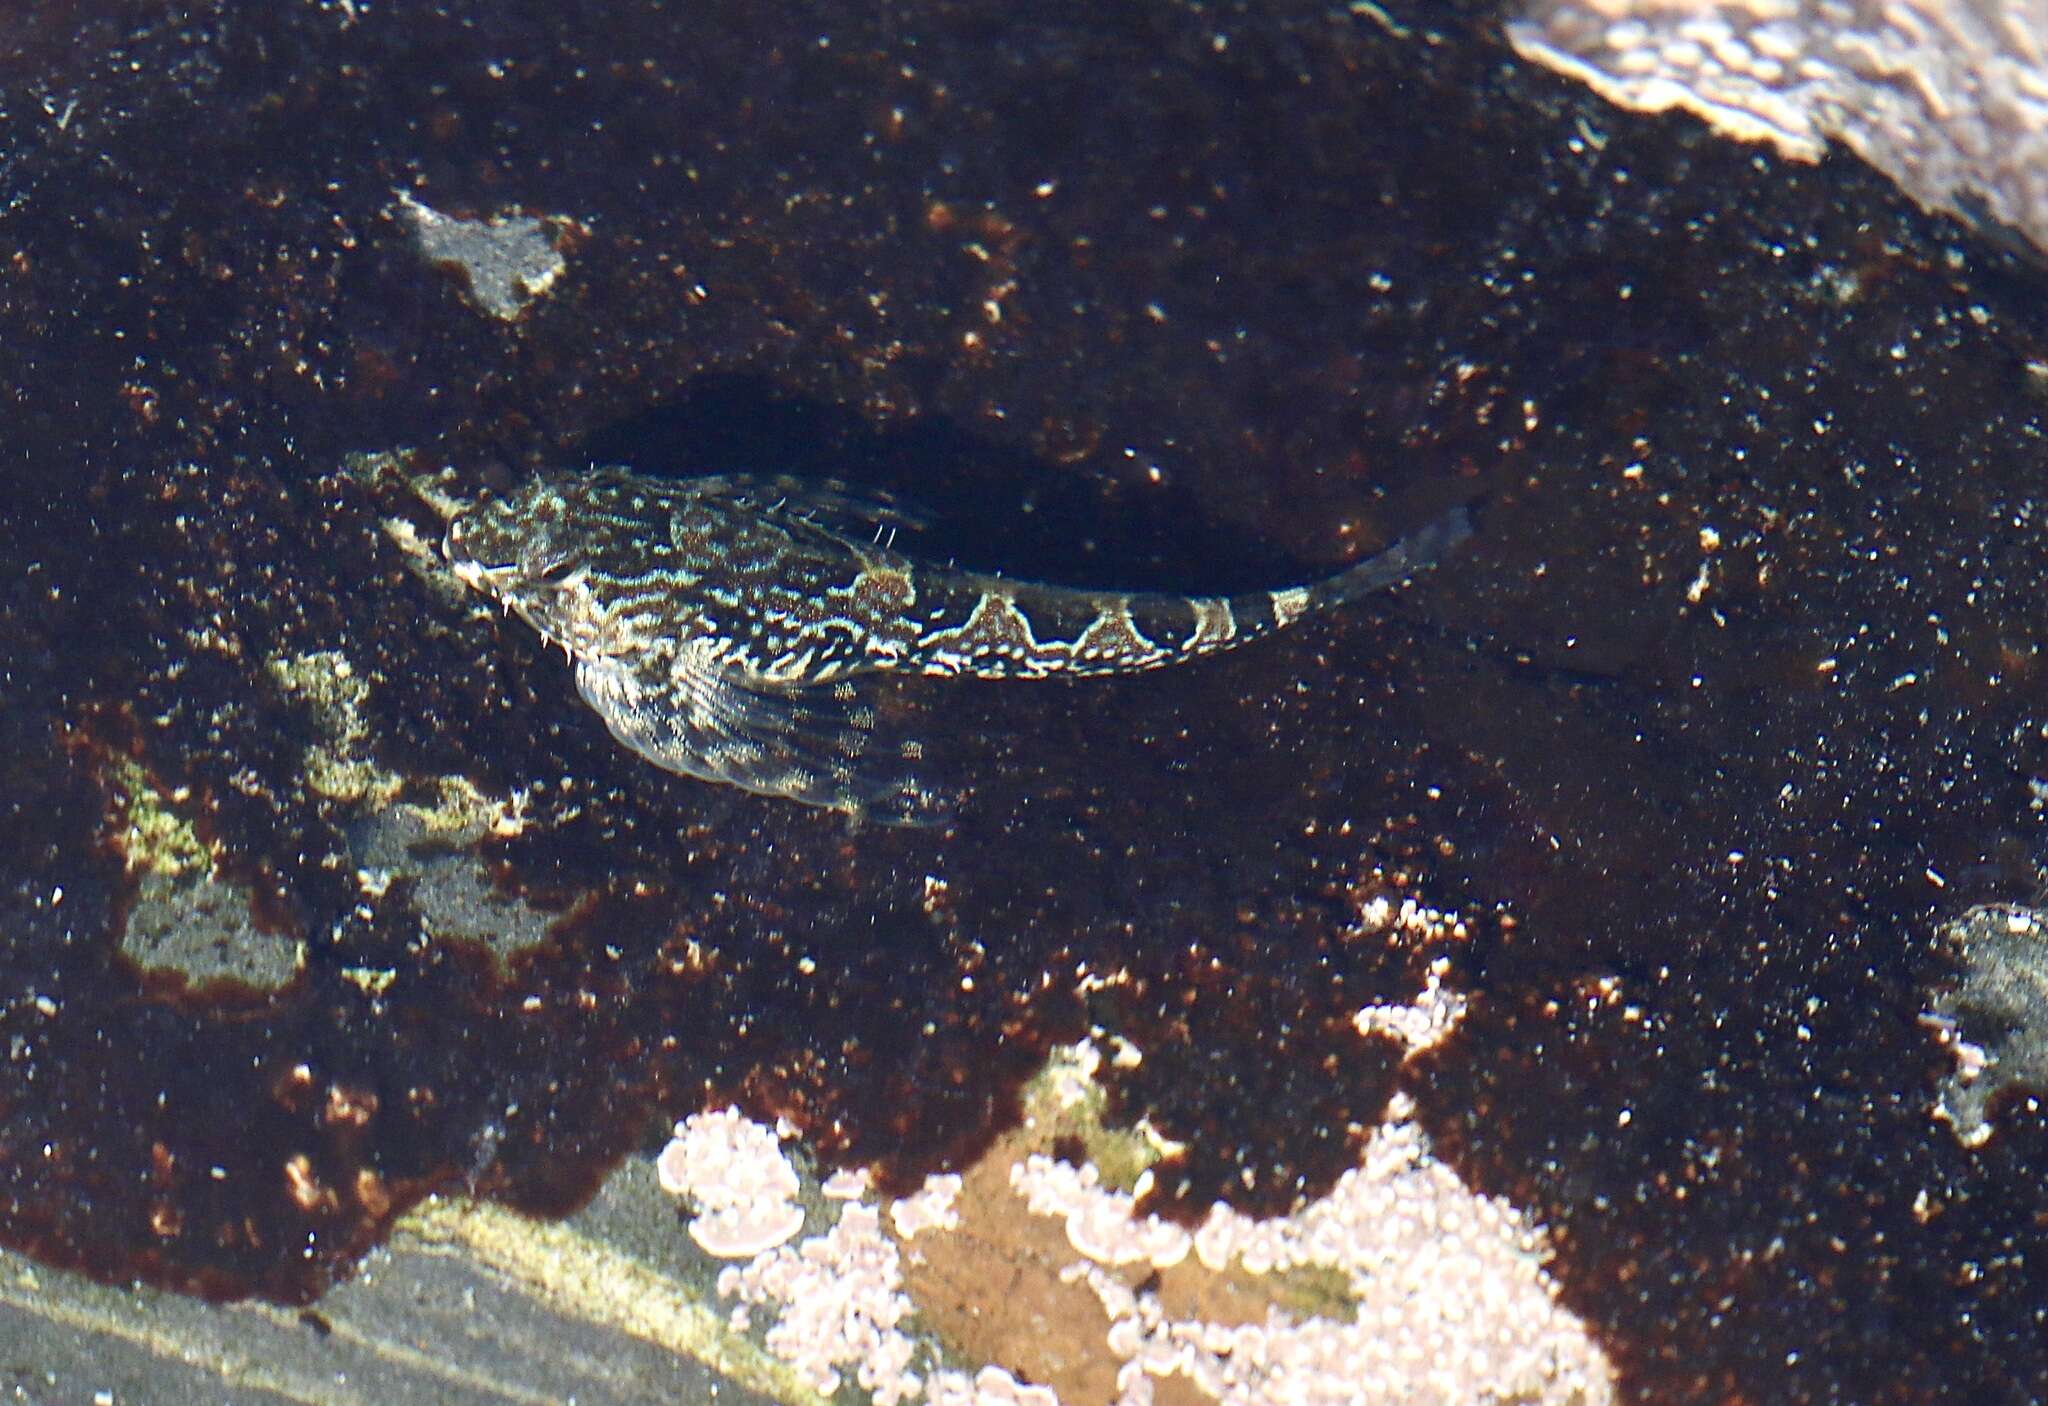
[1312,503,1474,609]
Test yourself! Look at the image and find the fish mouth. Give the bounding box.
[444,522,519,595]
[448,554,514,594]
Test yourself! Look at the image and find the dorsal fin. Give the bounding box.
[665,472,934,544]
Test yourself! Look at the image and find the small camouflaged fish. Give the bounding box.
[446,468,1468,824]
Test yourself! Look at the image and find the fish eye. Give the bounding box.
[525,550,579,585]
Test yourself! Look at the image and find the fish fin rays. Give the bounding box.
[1310,504,1473,609]
[678,473,935,546]
[572,648,955,826]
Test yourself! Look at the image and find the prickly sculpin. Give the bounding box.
[446,469,1467,824]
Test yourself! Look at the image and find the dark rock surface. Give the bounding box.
[3,1,2046,1399]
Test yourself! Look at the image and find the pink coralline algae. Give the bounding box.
[654,966,1614,1405]
[654,1108,807,1259]
[715,1200,924,1404]
[1015,1097,1614,1406]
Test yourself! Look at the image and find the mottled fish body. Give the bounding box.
[446,469,1466,823]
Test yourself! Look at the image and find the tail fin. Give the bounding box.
[1306,503,1473,611]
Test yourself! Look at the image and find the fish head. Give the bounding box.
[445,477,616,654]
[447,478,574,589]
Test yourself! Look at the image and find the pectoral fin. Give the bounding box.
[571,646,953,826]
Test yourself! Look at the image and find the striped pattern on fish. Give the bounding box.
[445,468,1467,824]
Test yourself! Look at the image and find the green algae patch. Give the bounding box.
[266,648,404,808]
[399,1180,819,1406]
[1018,1040,1167,1194]
[106,755,213,880]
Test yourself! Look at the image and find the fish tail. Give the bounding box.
[1226,503,1471,636]
[1315,504,1472,608]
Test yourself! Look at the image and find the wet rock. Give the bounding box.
[3,1,2047,1400]
[1927,901,2048,1145]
